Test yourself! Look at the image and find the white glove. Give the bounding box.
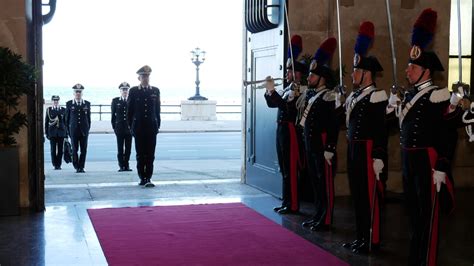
[388,93,400,107]
[373,159,384,181]
[433,170,447,192]
[299,85,307,94]
[287,90,295,101]
[264,76,275,93]
[324,151,334,165]
[335,94,342,109]
[449,92,462,106]
[450,92,462,106]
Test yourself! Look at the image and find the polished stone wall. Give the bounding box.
[0,0,30,207]
[288,0,473,195]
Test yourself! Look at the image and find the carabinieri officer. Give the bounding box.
[65,83,91,173]
[127,65,161,188]
[111,82,133,172]
[45,95,67,170]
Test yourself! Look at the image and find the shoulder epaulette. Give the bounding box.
[323,90,336,101]
[370,89,388,103]
[429,87,450,103]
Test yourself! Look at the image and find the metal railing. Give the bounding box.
[90,104,242,121]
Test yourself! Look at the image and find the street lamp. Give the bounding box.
[188,47,208,100]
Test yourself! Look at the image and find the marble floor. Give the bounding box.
[0,182,472,266]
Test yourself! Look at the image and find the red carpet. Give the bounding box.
[88,203,347,266]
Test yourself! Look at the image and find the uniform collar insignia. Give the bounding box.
[315,85,327,93]
[415,79,433,91]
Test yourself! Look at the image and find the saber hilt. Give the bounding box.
[335,84,346,96]
[391,84,405,101]
[452,81,471,99]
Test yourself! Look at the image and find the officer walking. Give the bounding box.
[264,35,307,214]
[111,82,133,172]
[299,37,340,231]
[127,65,161,187]
[65,84,91,173]
[45,95,67,170]
[340,21,388,254]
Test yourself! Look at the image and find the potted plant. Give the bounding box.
[0,47,35,215]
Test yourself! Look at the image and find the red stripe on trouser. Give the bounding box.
[427,148,439,266]
[321,133,334,225]
[445,176,455,215]
[287,123,300,211]
[366,140,380,245]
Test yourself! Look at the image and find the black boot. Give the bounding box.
[144,178,155,188]
[342,239,362,249]
[310,221,330,231]
[273,206,284,212]
[138,178,146,186]
[351,239,369,254]
[301,216,319,227]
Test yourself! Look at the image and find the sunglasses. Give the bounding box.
[75,91,82,94]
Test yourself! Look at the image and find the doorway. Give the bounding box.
[40,0,245,203]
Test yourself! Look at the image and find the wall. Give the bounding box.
[0,0,30,207]
[289,0,473,195]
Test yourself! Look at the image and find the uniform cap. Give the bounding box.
[309,37,337,87]
[72,83,84,90]
[118,82,130,90]
[286,35,305,72]
[353,21,383,73]
[409,8,444,71]
[137,65,152,75]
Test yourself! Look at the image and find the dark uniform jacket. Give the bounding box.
[264,86,298,123]
[397,83,452,172]
[344,86,388,159]
[111,97,131,136]
[65,99,91,137]
[301,87,339,152]
[127,85,161,136]
[45,106,67,138]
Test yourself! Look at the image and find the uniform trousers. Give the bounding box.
[116,133,132,168]
[402,147,448,266]
[347,140,382,245]
[305,133,336,225]
[276,122,300,211]
[134,132,157,180]
[71,134,88,169]
[49,137,64,168]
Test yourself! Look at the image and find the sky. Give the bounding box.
[42,0,244,102]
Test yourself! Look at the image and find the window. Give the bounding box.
[245,0,280,33]
[448,0,472,93]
